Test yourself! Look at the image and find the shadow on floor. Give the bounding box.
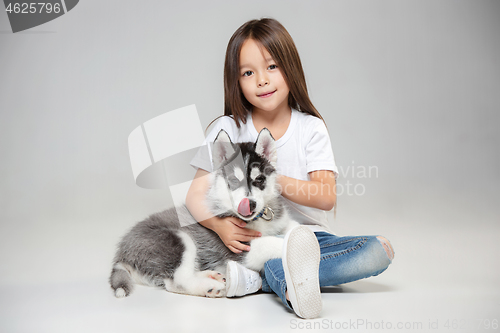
[321,280,396,293]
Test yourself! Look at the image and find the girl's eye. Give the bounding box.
[268,64,278,70]
[242,71,253,77]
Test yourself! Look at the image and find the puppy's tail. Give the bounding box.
[109,263,134,298]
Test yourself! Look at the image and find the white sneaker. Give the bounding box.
[225,261,262,297]
[282,225,322,319]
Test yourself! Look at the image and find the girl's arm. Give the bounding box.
[278,170,336,211]
[185,168,262,254]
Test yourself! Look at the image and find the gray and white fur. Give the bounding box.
[109,128,298,298]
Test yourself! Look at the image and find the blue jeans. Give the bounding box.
[260,232,393,310]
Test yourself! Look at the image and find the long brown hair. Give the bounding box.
[208,18,325,130]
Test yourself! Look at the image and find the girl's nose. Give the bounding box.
[257,74,269,87]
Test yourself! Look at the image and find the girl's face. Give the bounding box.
[238,39,290,115]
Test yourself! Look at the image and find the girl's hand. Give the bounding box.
[212,217,262,253]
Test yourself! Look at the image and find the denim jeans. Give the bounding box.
[260,232,393,310]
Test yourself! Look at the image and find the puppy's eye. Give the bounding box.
[229,176,239,184]
[254,176,265,184]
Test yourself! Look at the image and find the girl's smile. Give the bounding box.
[258,90,277,98]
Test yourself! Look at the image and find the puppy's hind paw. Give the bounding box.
[207,271,226,284]
[205,285,226,298]
[195,270,226,297]
[198,270,226,284]
[202,278,226,298]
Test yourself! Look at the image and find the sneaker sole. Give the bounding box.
[282,226,322,319]
[225,261,238,298]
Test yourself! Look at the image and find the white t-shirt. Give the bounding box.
[190,109,338,231]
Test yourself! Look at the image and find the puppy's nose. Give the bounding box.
[248,199,256,212]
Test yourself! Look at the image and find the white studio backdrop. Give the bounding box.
[0,1,499,332]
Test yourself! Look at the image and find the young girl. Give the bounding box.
[186,18,394,319]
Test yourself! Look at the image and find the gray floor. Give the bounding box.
[1,189,499,333]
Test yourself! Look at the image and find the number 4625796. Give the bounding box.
[444,319,498,330]
[5,2,62,14]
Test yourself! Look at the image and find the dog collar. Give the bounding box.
[251,206,274,221]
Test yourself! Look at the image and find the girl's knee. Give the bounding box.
[376,236,394,261]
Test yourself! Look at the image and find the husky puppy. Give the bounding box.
[109,128,298,298]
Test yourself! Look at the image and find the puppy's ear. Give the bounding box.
[212,130,236,169]
[255,128,277,167]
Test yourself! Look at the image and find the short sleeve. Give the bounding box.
[189,142,212,172]
[305,120,339,179]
